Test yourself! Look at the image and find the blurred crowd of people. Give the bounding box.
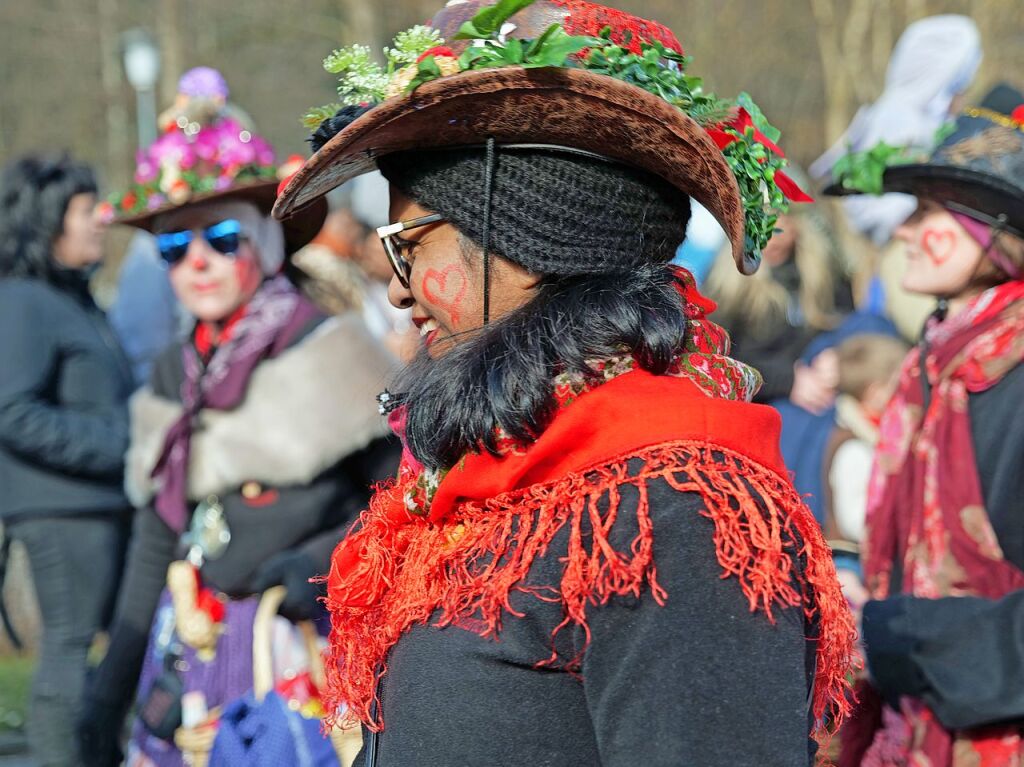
[0,4,1021,767]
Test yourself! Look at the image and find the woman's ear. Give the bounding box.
[502,258,544,291]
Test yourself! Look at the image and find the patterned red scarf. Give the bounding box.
[852,280,1024,766]
[321,269,855,737]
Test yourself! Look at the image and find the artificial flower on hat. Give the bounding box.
[104,67,325,254]
[109,68,277,221]
[277,0,812,275]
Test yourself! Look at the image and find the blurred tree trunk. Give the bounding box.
[97,0,130,186]
[871,0,893,87]
[905,0,929,23]
[811,0,893,152]
[159,0,184,103]
[335,0,381,49]
[841,0,875,103]
[810,0,851,145]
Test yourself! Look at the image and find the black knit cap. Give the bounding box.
[377,147,691,276]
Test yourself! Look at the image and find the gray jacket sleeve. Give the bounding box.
[0,284,129,477]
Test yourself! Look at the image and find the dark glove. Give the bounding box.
[76,697,126,767]
[250,549,324,622]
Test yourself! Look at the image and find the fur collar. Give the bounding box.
[126,313,396,507]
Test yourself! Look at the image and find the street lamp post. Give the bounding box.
[122,29,161,150]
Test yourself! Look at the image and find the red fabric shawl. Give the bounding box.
[322,369,856,736]
[849,279,1024,767]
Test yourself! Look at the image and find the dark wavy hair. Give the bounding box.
[0,153,98,280]
[395,261,689,471]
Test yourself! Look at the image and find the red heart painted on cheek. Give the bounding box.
[422,265,468,324]
[921,229,957,267]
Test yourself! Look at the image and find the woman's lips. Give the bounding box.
[192,282,220,293]
[418,317,441,347]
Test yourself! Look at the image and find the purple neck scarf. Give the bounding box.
[151,276,321,532]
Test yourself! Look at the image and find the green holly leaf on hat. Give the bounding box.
[522,24,595,68]
[301,103,344,130]
[736,92,781,143]
[405,55,445,93]
[831,142,919,195]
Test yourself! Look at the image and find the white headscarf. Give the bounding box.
[811,15,982,244]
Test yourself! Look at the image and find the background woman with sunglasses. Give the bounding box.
[0,153,133,767]
[77,71,400,767]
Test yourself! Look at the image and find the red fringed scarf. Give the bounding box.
[850,280,1024,767]
[322,270,856,739]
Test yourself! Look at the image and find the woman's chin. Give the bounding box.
[182,296,238,323]
[900,268,941,298]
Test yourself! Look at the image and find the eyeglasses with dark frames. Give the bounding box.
[376,213,445,288]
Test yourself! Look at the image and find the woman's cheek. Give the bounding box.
[419,263,470,326]
[234,252,263,295]
[919,226,958,268]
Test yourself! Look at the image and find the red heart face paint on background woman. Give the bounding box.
[894,199,986,298]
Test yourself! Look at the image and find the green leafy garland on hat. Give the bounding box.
[828,120,970,196]
[303,0,811,263]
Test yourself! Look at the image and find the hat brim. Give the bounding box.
[273,66,752,273]
[824,163,1024,236]
[118,179,326,255]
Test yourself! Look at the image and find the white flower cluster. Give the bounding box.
[385,25,445,68]
[323,44,390,106]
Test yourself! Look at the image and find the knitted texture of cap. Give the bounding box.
[377,148,691,276]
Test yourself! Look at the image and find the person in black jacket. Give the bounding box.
[273,3,858,765]
[0,154,134,767]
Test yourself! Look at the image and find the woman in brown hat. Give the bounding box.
[827,95,1024,766]
[276,3,857,764]
[77,69,400,767]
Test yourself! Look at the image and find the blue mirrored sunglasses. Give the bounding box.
[156,219,244,266]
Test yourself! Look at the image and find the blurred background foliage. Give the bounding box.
[2,0,1022,192]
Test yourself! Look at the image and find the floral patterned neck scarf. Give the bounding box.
[150,276,321,532]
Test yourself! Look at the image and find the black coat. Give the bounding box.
[361,474,819,767]
[0,275,133,520]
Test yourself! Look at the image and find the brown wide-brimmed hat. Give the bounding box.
[275,66,750,270]
[274,0,809,275]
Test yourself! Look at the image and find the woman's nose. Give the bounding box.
[184,237,210,270]
[893,221,914,245]
[387,272,414,309]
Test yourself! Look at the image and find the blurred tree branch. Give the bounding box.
[0,0,1021,198]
